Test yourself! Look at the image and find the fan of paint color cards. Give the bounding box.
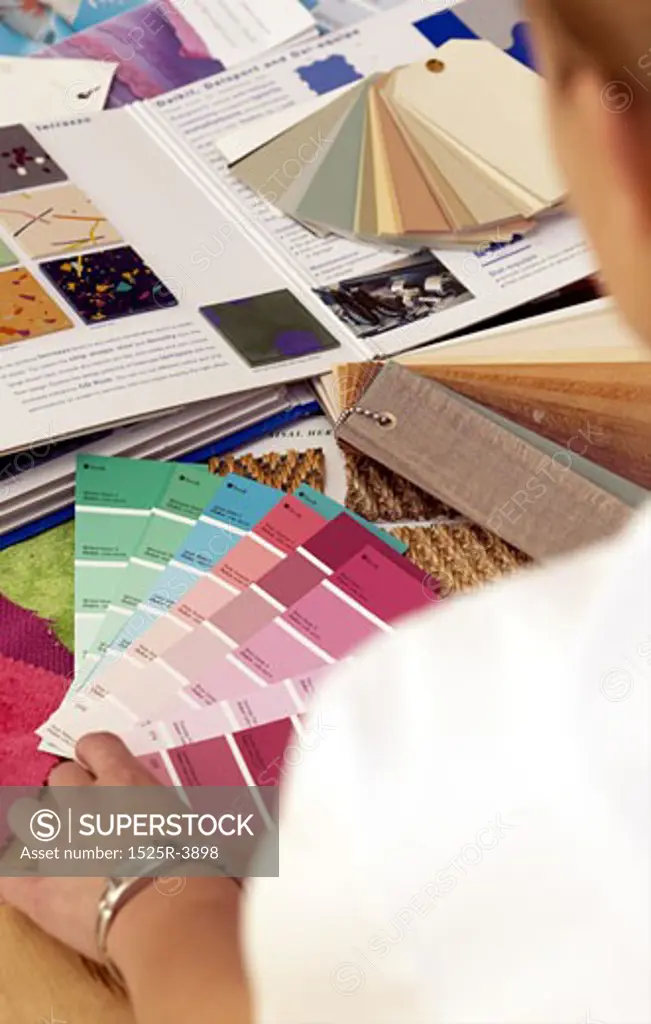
[228,38,565,249]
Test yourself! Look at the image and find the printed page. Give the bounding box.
[301,0,413,34]
[179,0,317,65]
[146,0,595,359]
[37,0,318,109]
[0,57,116,125]
[0,110,361,454]
[305,0,410,32]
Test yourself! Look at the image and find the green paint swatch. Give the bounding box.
[79,463,220,679]
[294,79,375,233]
[75,456,175,669]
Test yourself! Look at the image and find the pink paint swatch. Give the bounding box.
[158,541,431,717]
[224,543,432,689]
[133,513,419,709]
[140,718,298,790]
[79,496,324,722]
[125,669,331,756]
[92,518,426,755]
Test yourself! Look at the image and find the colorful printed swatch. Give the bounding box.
[38,475,287,752]
[72,487,408,724]
[0,237,16,267]
[131,486,402,671]
[139,717,300,789]
[0,0,151,56]
[83,492,333,721]
[77,466,224,673]
[40,244,178,324]
[44,5,224,108]
[39,482,408,754]
[0,183,122,259]
[98,511,420,726]
[297,55,363,94]
[127,668,331,755]
[74,456,179,669]
[200,289,340,367]
[126,491,328,660]
[0,266,72,345]
[0,125,67,193]
[171,541,432,709]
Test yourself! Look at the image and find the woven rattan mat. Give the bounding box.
[342,446,531,592]
[392,522,531,597]
[210,448,325,492]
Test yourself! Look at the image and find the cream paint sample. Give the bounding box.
[390,39,564,207]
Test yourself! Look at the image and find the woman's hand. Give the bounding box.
[0,732,162,960]
[0,733,250,1024]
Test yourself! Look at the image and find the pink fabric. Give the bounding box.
[0,654,67,785]
[0,596,71,784]
[0,595,73,678]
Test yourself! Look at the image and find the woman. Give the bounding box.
[1,2,649,1021]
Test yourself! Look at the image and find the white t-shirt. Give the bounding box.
[245,506,650,1024]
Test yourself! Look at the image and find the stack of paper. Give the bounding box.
[229,39,564,248]
[37,458,436,788]
[0,384,321,547]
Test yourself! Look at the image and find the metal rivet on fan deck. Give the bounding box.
[426,58,446,73]
[376,412,397,430]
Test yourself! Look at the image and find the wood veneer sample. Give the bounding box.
[336,362,633,559]
[415,368,651,487]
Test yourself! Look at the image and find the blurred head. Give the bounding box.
[527,0,651,342]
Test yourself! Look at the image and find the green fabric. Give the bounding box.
[0,523,74,651]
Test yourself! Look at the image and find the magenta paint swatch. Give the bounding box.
[140,718,297,790]
[182,541,431,706]
[170,512,420,688]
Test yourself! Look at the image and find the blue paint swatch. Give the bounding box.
[297,54,362,95]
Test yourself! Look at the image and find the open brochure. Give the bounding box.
[0,0,594,457]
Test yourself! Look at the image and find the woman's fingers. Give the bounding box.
[75,733,160,786]
[48,759,93,787]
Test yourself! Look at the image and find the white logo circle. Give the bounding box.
[600,668,634,702]
[331,962,365,996]
[30,809,62,842]
[154,876,186,897]
[601,81,634,114]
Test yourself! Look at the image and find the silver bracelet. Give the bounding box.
[96,875,155,982]
[96,844,188,980]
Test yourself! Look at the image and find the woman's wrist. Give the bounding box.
[106,876,240,986]
[105,877,250,1024]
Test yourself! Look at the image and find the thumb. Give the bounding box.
[75,733,160,786]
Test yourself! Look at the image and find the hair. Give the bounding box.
[531,0,651,97]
